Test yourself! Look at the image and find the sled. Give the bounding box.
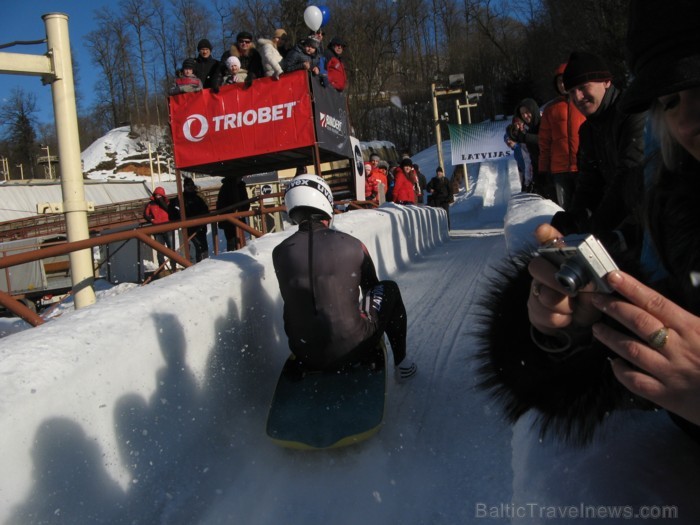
[266,340,387,450]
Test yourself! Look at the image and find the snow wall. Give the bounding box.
[0,203,448,523]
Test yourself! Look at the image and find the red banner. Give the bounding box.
[169,71,316,170]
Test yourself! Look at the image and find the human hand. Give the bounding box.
[303,62,310,70]
[527,224,602,336]
[591,271,700,426]
[312,66,320,75]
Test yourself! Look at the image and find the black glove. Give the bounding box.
[244,75,254,89]
[211,85,219,94]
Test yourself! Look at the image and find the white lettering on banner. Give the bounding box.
[211,102,297,132]
[319,112,343,134]
[183,102,298,142]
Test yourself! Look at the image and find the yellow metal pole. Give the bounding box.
[431,83,444,171]
[44,13,96,308]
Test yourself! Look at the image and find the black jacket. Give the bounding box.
[426,176,452,206]
[514,98,542,171]
[554,86,647,251]
[272,221,380,368]
[280,44,320,73]
[194,55,219,89]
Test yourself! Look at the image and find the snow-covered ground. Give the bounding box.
[1,147,697,524]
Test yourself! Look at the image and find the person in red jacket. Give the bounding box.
[369,154,388,201]
[324,36,347,91]
[538,63,587,210]
[392,158,418,205]
[143,186,175,271]
[364,162,379,201]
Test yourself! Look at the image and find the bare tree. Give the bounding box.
[121,0,157,125]
[0,88,39,179]
[170,0,213,58]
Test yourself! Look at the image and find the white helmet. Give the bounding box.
[284,174,334,223]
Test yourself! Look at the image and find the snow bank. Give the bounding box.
[0,203,447,523]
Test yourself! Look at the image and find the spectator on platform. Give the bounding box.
[194,39,219,89]
[222,56,246,84]
[169,58,202,95]
[218,31,264,88]
[258,29,287,80]
[281,37,321,76]
[324,36,348,91]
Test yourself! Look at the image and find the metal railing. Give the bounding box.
[0,192,379,328]
[0,193,284,326]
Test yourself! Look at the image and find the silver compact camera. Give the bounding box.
[537,234,619,294]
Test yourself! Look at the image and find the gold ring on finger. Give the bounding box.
[647,326,669,350]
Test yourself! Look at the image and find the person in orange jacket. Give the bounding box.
[538,63,587,210]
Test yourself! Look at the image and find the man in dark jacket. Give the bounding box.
[426,167,453,228]
[217,31,264,88]
[216,176,250,251]
[272,174,416,382]
[553,51,647,255]
[194,39,219,89]
[169,178,210,262]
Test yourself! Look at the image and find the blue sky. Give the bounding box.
[0,1,113,127]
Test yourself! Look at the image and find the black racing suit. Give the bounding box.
[272,220,407,370]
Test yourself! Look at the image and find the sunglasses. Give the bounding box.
[238,39,251,44]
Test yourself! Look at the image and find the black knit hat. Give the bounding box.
[619,0,700,113]
[562,52,612,92]
[236,31,253,42]
[182,58,197,70]
[197,39,212,51]
[400,158,413,168]
[329,36,347,48]
[301,37,319,50]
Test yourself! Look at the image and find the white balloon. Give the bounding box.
[304,6,323,32]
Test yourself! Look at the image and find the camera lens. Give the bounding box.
[555,261,590,294]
